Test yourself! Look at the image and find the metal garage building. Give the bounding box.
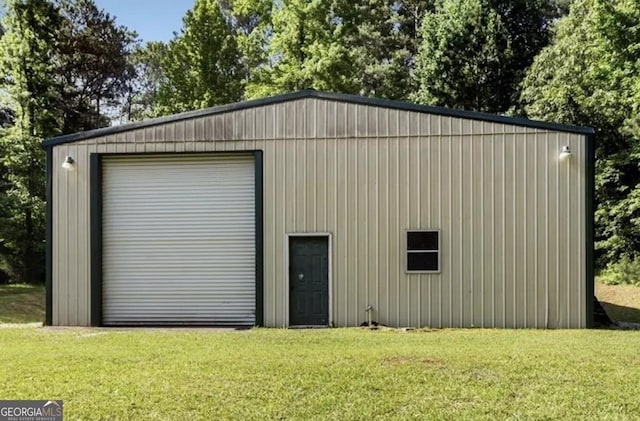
[44,90,594,328]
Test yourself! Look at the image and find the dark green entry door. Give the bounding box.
[289,236,329,326]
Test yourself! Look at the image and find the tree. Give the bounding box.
[552,0,575,15]
[247,0,437,101]
[123,41,168,122]
[520,0,640,267]
[0,0,64,283]
[487,0,561,107]
[412,0,512,112]
[220,0,273,87]
[348,0,432,100]
[412,0,560,113]
[55,0,138,132]
[0,0,138,283]
[156,0,244,114]
[246,0,360,98]
[360,0,437,99]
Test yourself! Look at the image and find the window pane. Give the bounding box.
[407,252,439,271]
[407,231,439,251]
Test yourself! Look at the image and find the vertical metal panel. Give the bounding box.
[515,133,526,327]
[431,133,441,325]
[54,98,588,328]
[366,137,378,318]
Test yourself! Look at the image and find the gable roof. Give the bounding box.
[42,90,594,147]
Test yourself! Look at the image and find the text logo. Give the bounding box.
[0,400,63,421]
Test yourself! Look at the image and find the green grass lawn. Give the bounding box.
[2,284,640,419]
[1,327,640,420]
[0,283,45,323]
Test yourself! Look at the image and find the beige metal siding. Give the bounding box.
[101,154,255,325]
[52,98,587,328]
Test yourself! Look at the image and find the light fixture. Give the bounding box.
[62,156,75,170]
[559,145,572,161]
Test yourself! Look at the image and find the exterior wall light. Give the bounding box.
[559,145,572,161]
[62,156,75,170]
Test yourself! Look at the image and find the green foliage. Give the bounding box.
[520,0,640,267]
[124,41,168,122]
[246,0,361,98]
[156,0,244,114]
[0,0,63,284]
[413,0,512,112]
[553,0,575,14]
[0,129,47,284]
[0,0,137,283]
[488,0,562,108]
[350,0,434,100]
[220,0,273,86]
[55,0,138,132]
[599,256,640,286]
[247,0,437,100]
[413,0,559,113]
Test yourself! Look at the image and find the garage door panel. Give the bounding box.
[102,154,256,325]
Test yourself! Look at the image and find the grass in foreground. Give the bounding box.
[0,283,44,323]
[1,327,640,420]
[596,281,640,323]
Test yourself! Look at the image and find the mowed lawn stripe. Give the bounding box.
[1,328,640,420]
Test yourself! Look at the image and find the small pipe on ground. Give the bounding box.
[365,305,373,328]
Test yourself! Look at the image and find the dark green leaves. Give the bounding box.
[0,0,137,283]
[155,0,244,114]
[413,0,557,113]
[521,0,640,267]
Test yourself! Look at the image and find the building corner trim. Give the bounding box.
[90,154,103,326]
[255,150,264,327]
[586,132,595,328]
[45,147,53,326]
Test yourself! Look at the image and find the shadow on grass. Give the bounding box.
[0,283,42,295]
[0,284,45,324]
[600,301,640,324]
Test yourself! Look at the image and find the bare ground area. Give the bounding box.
[596,281,640,324]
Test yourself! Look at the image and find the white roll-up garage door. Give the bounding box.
[102,154,256,325]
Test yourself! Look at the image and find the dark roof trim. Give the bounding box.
[43,90,594,147]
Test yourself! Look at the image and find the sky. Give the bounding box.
[93,0,194,43]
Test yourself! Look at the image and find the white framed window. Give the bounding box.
[406,230,440,273]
